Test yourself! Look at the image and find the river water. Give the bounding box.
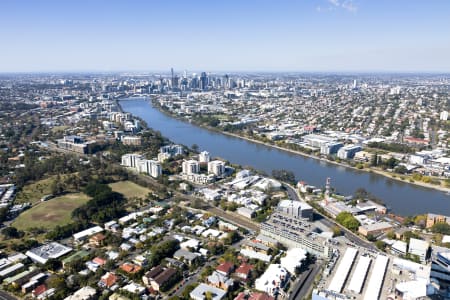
[120,98,450,216]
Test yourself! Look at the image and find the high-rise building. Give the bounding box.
[208,160,225,176]
[121,154,143,168]
[121,154,162,178]
[199,151,210,163]
[200,72,208,91]
[182,160,200,175]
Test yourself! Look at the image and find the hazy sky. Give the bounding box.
[1,0,449,72]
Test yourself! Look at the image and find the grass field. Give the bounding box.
[109,181,151,200]
[51,125,69,133]
[12,193,90,230]
[14,174,75,205]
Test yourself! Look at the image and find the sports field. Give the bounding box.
[12,193,90,230]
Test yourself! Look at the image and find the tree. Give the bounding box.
[45,258,62,272]
[395,165,408,174]
[403,231,421,243]
[332,226,342,237]
[0,207,9,223]
[1,227,21,239]
[375,240,386,251]
[335,212,360,232]
[205,291,214,300]
[191,144,199,153]
[431,223,450,235]
[271,169,296,184]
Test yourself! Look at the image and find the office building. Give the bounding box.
[320,142,343,155]
[276,200,313,220]
[303,134,337,148]
[408,238,430,263]
[431,252,450,288]
[260,212,331,258]
[426,213,450,228]
[337,144,362,159]
[121,136,142,146]
[57,136,93,154]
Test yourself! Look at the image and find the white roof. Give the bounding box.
[409,238,429,252]
[201,229,222,238]
[347,255,371,294]
[395,281,428,299]
[26,242,72,264]
[280,248,307,274]
[0,263,24,278]
[73,226,104,241]
[364,255,389,300]
[255,264,288,293]
[180,239,200,250]
[328,247,358,293]
[190,283,226,300]
[64,286,97,300]
[392,240,408,253]
[278,199,312,211]
[240,249,271,262]
[442,235,450,244]
[122,282,146,294]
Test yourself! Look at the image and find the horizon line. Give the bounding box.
[1,69,450,75]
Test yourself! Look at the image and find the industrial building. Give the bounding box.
[358,222,393,237]
[25,242,73,264]
[328,247,358,293]
[363,255,389,300]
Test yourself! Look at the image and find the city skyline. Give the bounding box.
[0,0,450,73]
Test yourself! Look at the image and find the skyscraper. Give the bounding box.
[200,72,208,91]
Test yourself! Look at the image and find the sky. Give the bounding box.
[0,0,449,73]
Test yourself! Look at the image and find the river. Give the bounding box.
[120,97,450,216]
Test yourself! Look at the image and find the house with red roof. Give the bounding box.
[99,272,118,289]
[235,263,254,280]
[216,261,234,276]
[234,291,274,300]
[89,233,106,247]
[32,284,47,298]
[93,257,107,266]
[120,262,142,274]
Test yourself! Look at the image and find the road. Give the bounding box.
[288,263,321,300]
[0,290,16,300]
[207,207,259,233]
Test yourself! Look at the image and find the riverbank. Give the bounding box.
[149,102,450,194]
[222,131,450,193]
